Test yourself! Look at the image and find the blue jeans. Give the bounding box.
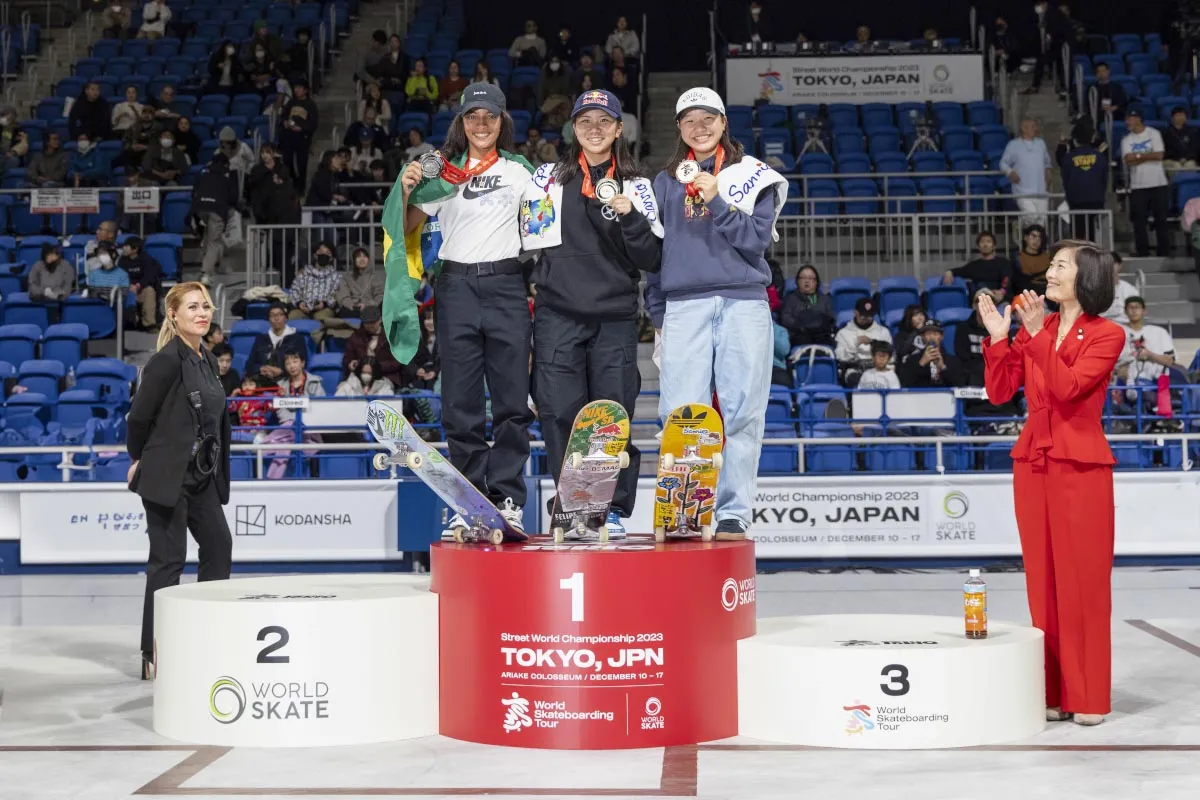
[659,296,773,526]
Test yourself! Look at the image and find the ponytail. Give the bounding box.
[156,314,178,351]
[158,281,215,351]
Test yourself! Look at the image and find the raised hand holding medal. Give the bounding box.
[418,150,445,179]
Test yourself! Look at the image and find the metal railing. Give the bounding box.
[245,221,381,288]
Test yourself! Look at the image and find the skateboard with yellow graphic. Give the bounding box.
[550,400,631,544]
[654,404,724,542]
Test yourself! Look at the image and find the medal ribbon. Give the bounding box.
[685,145,725,198]
[441,149,500,185]
[578,152,616,199]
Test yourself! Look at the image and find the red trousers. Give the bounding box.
[1013,458,1114,715]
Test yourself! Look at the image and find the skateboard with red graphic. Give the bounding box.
[549,400,631,544]
[653,404,725,542]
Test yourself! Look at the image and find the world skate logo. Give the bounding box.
[844,702,874,734]
[502,692,533,733]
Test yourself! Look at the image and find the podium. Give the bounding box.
[431,537,757,749]
[153,574,438,747]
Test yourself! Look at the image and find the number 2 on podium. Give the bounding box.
[559,572,584,622]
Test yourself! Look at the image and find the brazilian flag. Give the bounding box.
[380,150,532,364]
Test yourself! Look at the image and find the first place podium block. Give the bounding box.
[153,575,439,747]
[432,537,757,750]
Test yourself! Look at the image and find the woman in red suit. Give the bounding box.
[978,239,1125,727]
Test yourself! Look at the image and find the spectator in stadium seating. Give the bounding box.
[350,128,385,173]
[606,16,640,58]
[1102,253,1137,324]
[1117,296,1175,388]
[404,58,438,115]
[400,307,439,391]
[1057,116,1109,241]
[111,85,144,133]
[342,304,404,384]
[898,320,964,388]
[779,264,835,347]
[770,321,792,387]
[956,290,990,387]
[279,79,318,193]
[343,106,387,152]
[538,56,573,129]
[335,246,385,317]
[86,241,131,301]
[472,61,501,88]
[288,241,340,344]
[1026,0,1071,96]
[550,26,577,64]
[0,108,24,168]
[211,342,240,396]
[118,106,158,168]
[204,323,225,348]
[217,126,255,178]
[1087,62,1126,127]
[68,82,112,143]
[439,61,468,111]
[140,128,188,186]
[854,25,872,47]
[172,116,201,165]
[836,298,892,386]
[609,67,637,115]
[509,19,547,65]
[207,40,248,95]
[1013,223,1051,297]
[84,220,119,271]
[999,117,1051,226]
[68,134,109,187]
[573,52,606,93]
[1163,106,1198,169]
[607,46,637,87]
[28,243,75,323]
[137,0,171,40]
[191,153,240,286]
[264,350,325,478]
[242,20,285,64]
[356,160,390,206]
[356,30,389,85]
[894,304,926,359]
[246,302,306,380]
[360,84,393,133]
[285,27,312,87]
[370,34,409,93]
[102,0,131,38]
[230,373,279,429]
[244,41,282,100]
[27,132,68,187]
[119,235,162,329]
[989,17,1019,74]
[335,357,395,397]
[402,128,433,161]
[516,127,557,166]
[148,85,180,124]
[857,341,900,391]
[1121,108,1171,257]
[942,231,1013,302]
[305,149,348,214]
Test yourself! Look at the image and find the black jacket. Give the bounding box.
[191,162,240,219]
[281,96,318,137]
[898,346,966,389]
[119,252,162,290]
[68,96,112,142]
[1163,124,1199,162]
[245,330,307,377]
[778,290,835,342]
[531,165,661,321]
[127,338,232,507]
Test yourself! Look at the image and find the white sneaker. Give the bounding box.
[499,498,525,533]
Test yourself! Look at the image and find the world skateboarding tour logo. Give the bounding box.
[502,692,533,733]
[210,676,247,724]
[757,69,783,100]
[844,702,875,734]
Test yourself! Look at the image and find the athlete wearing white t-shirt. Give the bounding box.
[399,83,535,533]
[1120,110,1171,257]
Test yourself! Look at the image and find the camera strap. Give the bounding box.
[181,352,221,477]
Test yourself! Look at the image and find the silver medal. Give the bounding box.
[675,159,700,184]
[418,150,445,179]
[594,178,620,203]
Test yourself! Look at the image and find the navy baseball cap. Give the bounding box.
[460,82,506,115]
[571,89,622,119]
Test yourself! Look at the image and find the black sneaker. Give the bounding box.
[715,518,747,540]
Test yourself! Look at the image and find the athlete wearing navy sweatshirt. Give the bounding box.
[644,87,787,538]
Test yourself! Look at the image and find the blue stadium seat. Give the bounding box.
[933,102,964,127]
[757,104,789,128]
[877,276,920,316]
[861,103,893,130]
[0,323,41,364]
[759,128,792,158]
[926,285,970,315]
[161,192,192,234]
[61,296,116,339]
[920,178,958,213]
[725,105,754,130]
[833,128,864,155]
[4,392,51,431]
[836,153,872,174]
[950,150,986,172]
[912,152,947,172]
[145,233,182,280]
[935,307,973,326]
[806,423,856,473]
[805,179,840,215]
[287,319,321,354]
[799,153,834,175]
[826,103,858,129]
[880,177,918,214]
[17,359,66,400]
[41,323,89,371]
[1,294,50,329]
[841,178,879,214]
[940,125,974,153]
[966,101,1000,126]
[867,126,901,155]
[793,357,837,386]
[829,277,871,315]
[308,353,344,395]
[230,320,269,358]
[977,124,1009,153]
[866,444,915,472]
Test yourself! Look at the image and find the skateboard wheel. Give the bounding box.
[700,525,714,542]
[552,527,565,544]
[372,452,389,471]
[617,450,630,469]
[597,525,609,545]
[452,528,466,544]
[406,452,424,469]
[711,451,724,470]
[660,453,675,470]
[569,451,584,470]
[490,528,505,546]
[654,526,666,543]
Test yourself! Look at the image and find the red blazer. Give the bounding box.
[983,312,1125,465]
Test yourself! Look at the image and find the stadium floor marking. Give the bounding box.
[1126,619,1200,658]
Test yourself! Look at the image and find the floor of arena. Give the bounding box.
[1,568,1198,798]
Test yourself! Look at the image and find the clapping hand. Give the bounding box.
[977,292,1012,343]
[1012,290,1045,336]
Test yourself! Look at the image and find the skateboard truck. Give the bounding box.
[372,444,424,472]
[552,520,610,546]
[568,441,631,470]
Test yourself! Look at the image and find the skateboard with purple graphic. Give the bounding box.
[653,404,724,542]
[549,400,631,544]
[366,400,527,545]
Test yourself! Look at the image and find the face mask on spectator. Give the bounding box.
[160,137,173,149]
[316,253,332,267]
[78,140,92,153]
[99,254,113,268]
[255,49,266,59]
[0,115,11,126]
[226,45,235,55]
[549,60,561,72]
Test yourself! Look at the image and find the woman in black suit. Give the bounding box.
[127,281,233,680]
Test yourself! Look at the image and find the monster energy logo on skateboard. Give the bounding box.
[367,403,406,440]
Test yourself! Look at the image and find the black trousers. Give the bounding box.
[436,266,532,506]
[1130,185,1171,257]
[1068,199,1106,242]
[278,130,312,193]
[140,479,233,656]
[1032,37,1068,91]
[534,305,641,517]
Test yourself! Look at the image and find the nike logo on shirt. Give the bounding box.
[462,174,505,200]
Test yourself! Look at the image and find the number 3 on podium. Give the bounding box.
[559,572,584,622]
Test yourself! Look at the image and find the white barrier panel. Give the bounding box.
[15,481,400,564]
[154,574,438,747]
[726,54,986,106]
[540,472,1200,558]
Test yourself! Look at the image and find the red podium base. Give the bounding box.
[430,536,756,750]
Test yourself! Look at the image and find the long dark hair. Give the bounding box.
[440,113,515,162]
[552,124,645,185]
[665,126,745,178]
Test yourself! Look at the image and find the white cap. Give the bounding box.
[675,86,726,120]
[969,569,980,577]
